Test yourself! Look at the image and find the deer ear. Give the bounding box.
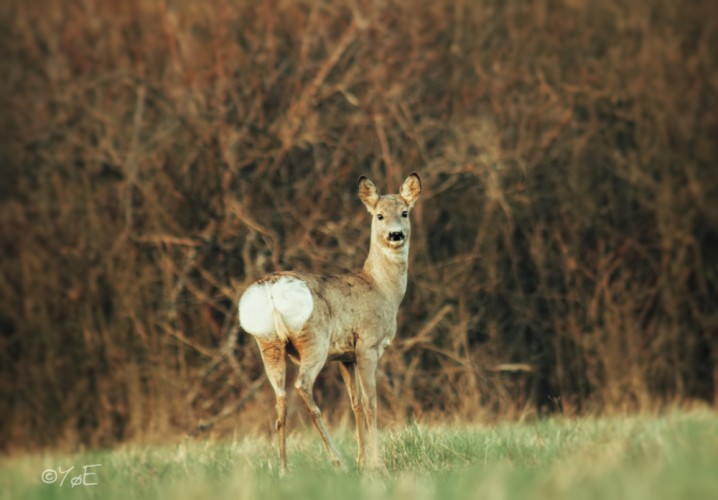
[358,176,379,212]
[400,172,421,207]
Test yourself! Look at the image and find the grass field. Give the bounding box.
[2,411,716,500]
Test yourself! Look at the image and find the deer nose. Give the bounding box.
[388,231,405,242]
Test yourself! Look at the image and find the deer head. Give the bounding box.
[358,173,421,253]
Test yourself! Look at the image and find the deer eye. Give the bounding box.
[402,211,409,218]
[377,214,384,220]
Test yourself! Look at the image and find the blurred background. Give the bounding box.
[1,0,716,452]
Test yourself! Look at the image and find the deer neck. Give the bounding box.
[362,238,409,305]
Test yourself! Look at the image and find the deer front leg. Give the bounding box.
[339,361,365,469]
[356,349,382,471]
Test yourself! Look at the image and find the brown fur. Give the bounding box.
[249,173,421,473]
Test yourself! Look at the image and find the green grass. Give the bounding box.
[2,411,717,500]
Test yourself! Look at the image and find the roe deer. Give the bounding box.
[238,173,421,473]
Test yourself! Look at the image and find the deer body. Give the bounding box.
[238,173,421,473]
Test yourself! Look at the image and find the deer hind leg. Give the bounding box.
[356,349,382,471]
[339,361,366,469]
[256,339,288,475]
[293,341,344,468]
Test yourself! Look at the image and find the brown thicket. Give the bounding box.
[1,0,717,451]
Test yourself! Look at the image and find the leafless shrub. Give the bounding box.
[1,0,716,451]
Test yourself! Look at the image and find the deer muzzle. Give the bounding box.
[388,231,405,242]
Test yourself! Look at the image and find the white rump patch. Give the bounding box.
[238,276,314,338]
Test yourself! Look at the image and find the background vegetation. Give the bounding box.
[1,0,716,451]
